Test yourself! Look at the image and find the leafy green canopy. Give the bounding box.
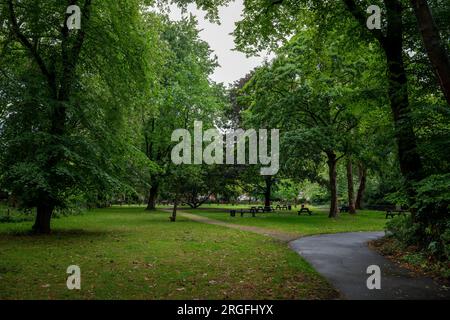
[0,0,157,208]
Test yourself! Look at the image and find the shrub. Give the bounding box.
[386,215,421,247]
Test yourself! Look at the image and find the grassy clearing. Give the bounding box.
[0,206,337,300]
[184,206,387,236]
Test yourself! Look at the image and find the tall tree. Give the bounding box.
[0,0,154,233]
[240,24,379,217]
[138,16,224,211]
[346,157,356,214]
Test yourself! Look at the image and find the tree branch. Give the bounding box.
[7,0,54,89]
[342,0,386,45]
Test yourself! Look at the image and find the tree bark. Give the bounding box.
[7,0,92,234]
[355,163,367,210]
[264,176,272,207]
[327,152,339,218]
[342,0,424,207]
[382,0,424,208]
[32,203,53,234]
[146,182,159,211]
[410,0,450,106]
[346,158,356,214]
[171,201,177,222]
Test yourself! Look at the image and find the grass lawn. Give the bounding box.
[0,206,338,300]
[184,206,387,237]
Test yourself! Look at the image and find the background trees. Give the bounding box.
[240,23,384,217]
[229,0,449,256]
[136,15,225,211]
[0,2,226,231]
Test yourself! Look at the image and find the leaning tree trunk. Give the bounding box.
[342,0,424,212]
[410,0,450,106]
[146,182,159,211]
[32,202,54,234]
[346,158,356,214]
[264,176,272,207]
[383,0,424,214]
[326,152,339,218]
[355,163,367,210]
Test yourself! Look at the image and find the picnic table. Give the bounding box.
[230,207,258,217]
[298,206,313,216]
[275,204,291,211]
[229,206,277,217]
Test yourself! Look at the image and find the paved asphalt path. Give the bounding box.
[289,232,450,300]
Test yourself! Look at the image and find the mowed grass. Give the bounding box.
[185,206,387,237]
[0,206,338,300]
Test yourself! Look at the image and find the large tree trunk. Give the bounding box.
[383,0,424,210]
[346,158,356,214]
[355,163,367,210]
[410,0,450,106]
[327,152,339,218]
[145,182,159,211]
[264,176,272,207]
[343,0,424,206]
[170,201,177,222]
[32,203,53,234]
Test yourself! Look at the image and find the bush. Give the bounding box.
[385,174,450,261]
[386,215,450,261]
[386,215,421,247]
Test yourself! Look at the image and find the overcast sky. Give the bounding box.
[166,0,271,86]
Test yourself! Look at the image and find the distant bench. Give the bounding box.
[275,204,291,211]
[230,208,256,217]
[385,207,410,219]
[298,207,312,216]
[229,206,276,217]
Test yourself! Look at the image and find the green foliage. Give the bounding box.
[0,0,158,214]
[386,215,422,246]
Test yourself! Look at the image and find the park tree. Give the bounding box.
[240,23,383,217]
[228,0,450,220]
[0,0,156,233]
[138,15,226,211]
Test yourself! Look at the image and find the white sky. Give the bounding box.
[166,0,271,86]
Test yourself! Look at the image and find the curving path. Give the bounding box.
[290,232,450,300]
[173,210,450,300]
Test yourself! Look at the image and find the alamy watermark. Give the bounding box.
[171,121,279,175]
[66,5,81,30]
[366,265,381,290]
[66,265,81,290]
[367,5,381,30]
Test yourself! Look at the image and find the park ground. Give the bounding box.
[0,205,387,300]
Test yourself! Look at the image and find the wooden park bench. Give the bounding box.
[298,207,312,216]
[252,206,275,213]
[385,206,409,219]
[256,206,264,212]
[230,208,257,217]
[276,204,290,211]
[340,205,350,213]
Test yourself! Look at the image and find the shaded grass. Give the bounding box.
[184,206,387,236]
[0,207,337,300]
